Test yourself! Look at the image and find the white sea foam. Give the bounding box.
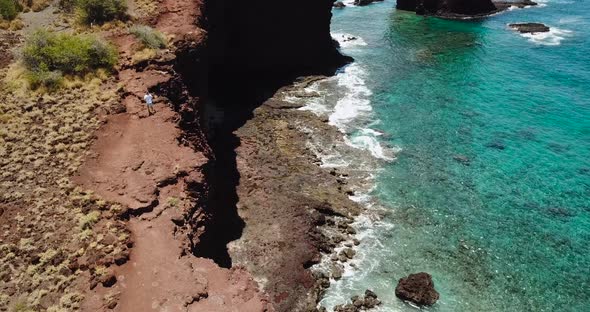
[520,27,574,46]
[329,63,373,131]
[298,97,331,115]
[345,133,398,161]
[332,32,369,48]
[534,0,548,7]
[559,16,583,24]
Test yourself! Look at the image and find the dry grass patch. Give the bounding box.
[0,67,130,311]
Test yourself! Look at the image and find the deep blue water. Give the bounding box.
[319,1,590,311]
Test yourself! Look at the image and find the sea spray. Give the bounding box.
[519,27,574,46]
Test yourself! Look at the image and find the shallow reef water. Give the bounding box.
[314,0,590,311]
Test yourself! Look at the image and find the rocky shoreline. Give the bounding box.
[222,76,379,310]
[1,0,384,310]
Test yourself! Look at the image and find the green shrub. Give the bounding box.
[77,0,127,25]
[130,25,166,49]
[0,0,18,20]
[22,30,118,89]
[58,0,77,13]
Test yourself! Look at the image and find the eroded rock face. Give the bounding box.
[209,0,351,79]
[354,0,384,6]
[395,272,440,306]
[397,0,497,17]
[509,23,550,33]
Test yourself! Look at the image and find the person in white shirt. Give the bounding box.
[143,91,155,115]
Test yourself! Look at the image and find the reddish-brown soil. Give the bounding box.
[74,0,273,310]
[0,32,20,68]
[75,65,271,310]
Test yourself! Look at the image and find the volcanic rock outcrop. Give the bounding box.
[509,22,550,33]
[395,272,440,306]
[208,0,351,80]
[397,0,498,17]
[354,0,384,6]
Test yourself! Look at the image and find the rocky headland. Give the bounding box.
[0,0,370,311]
[397,0,538,19]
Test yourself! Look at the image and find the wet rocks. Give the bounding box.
[354,0,384,6]
[395,272,439,306]
[509,23,550,34]
[494,0,537,10]
[334,1,346,8]
[341,247,356,259]
[331,263,344,280]
[333,289,382,311]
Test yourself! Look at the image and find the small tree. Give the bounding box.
[77,0,127,25]
[22,30,118,89]
[0,0,19,21]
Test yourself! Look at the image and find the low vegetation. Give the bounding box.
[77,0,127,25]
[130,25,167,49]
[0,0,19,21]
[0,63,131,310]
[21,30,117,89]
[58,0,76,12]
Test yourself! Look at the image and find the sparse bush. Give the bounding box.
[27,70,64,90]
[21,30,117,89]
[29,0,52,12]
[58,0,76,12]
[77,0,127,25]
[0,0,19,20]
[130,25,166,49]
[79,211,100,230]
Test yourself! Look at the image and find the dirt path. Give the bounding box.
[74,58,271,312]
[72,0,275,308]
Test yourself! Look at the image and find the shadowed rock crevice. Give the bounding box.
[179,0,351,269]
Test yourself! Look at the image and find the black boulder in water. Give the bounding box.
[395,272,440,306]
[509,23,551,34]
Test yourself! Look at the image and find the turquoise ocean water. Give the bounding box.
[315,0,590,311]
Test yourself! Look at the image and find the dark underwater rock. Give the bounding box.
[395,272,440,306]
[453,154,471,165]
[486,140,506,150]
[509,23,550,33]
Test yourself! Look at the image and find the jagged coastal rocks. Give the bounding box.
[396,0,538,19]
[509,22,551,33]
[333,0,384,8]
[329,290,382,312]
[395,272,440,306]
[397,0,497,17]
